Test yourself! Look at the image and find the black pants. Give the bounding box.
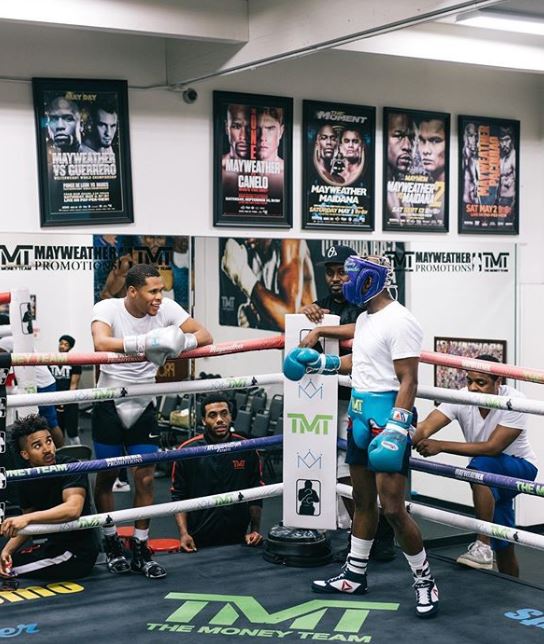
[12,541,97,580]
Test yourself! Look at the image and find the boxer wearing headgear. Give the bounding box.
[284,253,439,618]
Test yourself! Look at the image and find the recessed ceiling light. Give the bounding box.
[456,9,544,36]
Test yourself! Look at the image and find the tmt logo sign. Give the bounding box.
[287,413,333,436]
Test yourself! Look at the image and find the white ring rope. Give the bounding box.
[19,483,283,536]
[336,484,544,552]
[6,373,284,408]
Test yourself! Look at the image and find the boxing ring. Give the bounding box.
[1,331,544,642]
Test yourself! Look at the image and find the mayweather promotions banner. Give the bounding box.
[302,100,375,232]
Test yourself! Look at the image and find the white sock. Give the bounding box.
[103,525,117,537]
[404,549,432,580]
[346,535,373,575]
[134,528,149,542]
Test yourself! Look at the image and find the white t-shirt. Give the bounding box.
[351,300,423,392]
[439,384,537,465]
[92,297,190,382]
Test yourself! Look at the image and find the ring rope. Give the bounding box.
[6,435,282,482]
[336,484,544,552]
[18,483,283,536]
[6,373,284,408]
[0,292,10,305]
[5,335,544,386]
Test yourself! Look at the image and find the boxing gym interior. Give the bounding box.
[1,1,544,642]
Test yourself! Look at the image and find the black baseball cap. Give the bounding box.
[319,244,357,265]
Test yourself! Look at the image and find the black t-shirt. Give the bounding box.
[16,454,99,555]
[171,433,263,547]
[314,295,362,400]
[49,364,82,392]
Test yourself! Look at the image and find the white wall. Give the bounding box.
[1,25,544,523]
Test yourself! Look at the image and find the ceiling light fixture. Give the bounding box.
[456,9,544,36]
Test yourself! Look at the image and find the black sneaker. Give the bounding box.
[103,534,130,574]
[413,578,439,618]
[312,559,367,595]
[130,539,167,579]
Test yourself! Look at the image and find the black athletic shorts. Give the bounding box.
[91,400,160,448]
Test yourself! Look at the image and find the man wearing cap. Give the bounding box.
[299,244,396,561]
[49,335,82,445]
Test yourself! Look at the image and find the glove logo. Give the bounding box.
[381,441,399,452]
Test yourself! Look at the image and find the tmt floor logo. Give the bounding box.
[147,593,400,641]
[386,249,510,273]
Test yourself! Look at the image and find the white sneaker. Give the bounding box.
[112,478,131,492]
[456,540,493,570]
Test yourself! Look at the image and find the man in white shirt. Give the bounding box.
[414,355,537,577]
[91,263,212,579]
[284,255,439,619]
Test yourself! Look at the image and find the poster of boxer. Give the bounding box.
[302,100,375,231]
[218,237,405,331]
[213,91,293,229]
[32,78,133,227]
[458,115,520,234]
[383,107,450,233]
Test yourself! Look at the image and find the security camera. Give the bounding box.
[182,88,198,104]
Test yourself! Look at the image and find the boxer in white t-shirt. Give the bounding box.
[415,356,537,577]
[91,263,212,579]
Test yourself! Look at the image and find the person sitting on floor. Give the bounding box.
[171,393,264,551]
[0,414,99,580]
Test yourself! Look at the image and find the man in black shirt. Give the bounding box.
[171,394,263,550]
[299,244,395,561]
[0,415,99,579]
[49,335,82,445]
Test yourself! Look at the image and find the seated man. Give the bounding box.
[0,414,99,580]
[171,393,264,550]
[414,355,538,577]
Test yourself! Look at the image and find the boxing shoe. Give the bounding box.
[413,577,439,618]
[103,533,130,574]
[130,538,167,579]
[312,557,368,595]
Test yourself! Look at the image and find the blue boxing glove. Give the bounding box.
[283,347,341,382]
[367,407,413,473]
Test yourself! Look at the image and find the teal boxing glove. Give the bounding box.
[367,407,413,473]
[283,347,341,382]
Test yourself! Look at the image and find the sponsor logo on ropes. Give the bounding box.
[385,249,510,273]
[0,624,39,638]
[516,481,544,496]
[0,581,84,605]
[287,413,334,436]
[504,609,544,629]
[146,592,399,641]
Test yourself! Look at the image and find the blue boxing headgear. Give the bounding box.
[342,255,393,306]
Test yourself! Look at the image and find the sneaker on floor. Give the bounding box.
[312,562,367,595]
[103,534,130,574]
[131,539,167,579]
[413,578,439,618]
[456,540,493,570]
[112,478,131,492]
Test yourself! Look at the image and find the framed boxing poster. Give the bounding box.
[383,107,450,233]
[434,336,507,391]
[458,115,520,235]
[213,90,293,229]
[302,100,376,231]
[32,77,133,227]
